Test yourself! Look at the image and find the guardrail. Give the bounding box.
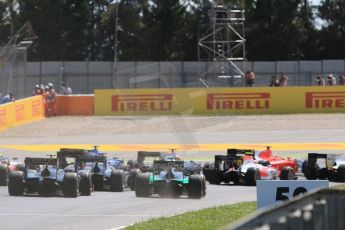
[230,187,345,230]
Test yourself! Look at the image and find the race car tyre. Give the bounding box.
[0,165,8,186]
[280,167,295,180]
[317,168,328,180]
[206,170,221,185]
[8,171,24,196]
[128,169,140,191]
[79,172,91,196]
[336,164,345,182]
[63,172,78,198]
[135,173,152,197]
[245,167,260,186]
[201,174,207,197]
[110,169,124,192]
[16,164,25,173]
[302,160,317,180]
[188,175,204,199]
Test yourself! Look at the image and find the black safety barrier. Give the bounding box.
[229,187,345,230]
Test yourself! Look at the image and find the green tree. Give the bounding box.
[245,0,317,60]
[17,0,99,61]
[0,1,11,46]
[318,0,345,59]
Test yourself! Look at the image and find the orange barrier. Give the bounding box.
[56,95,94,116]
[0,96,44,130]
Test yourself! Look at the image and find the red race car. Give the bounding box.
[0,156,25,186]
[253,147,297,180]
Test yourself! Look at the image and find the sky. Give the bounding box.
[310,0,321,5]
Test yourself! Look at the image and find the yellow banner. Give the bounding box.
[94,86,345,115]
[0,96,44,130]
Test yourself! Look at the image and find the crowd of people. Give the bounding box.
[32,83,57,117]
[246,70,289,87]
[316,73,345,86]
[245,69,345,87]
[31,81,72,117]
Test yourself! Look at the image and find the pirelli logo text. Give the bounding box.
[32,100,42,116]
[207,93,270,110]
[306,92,345,109]
[15,104,25,121]
[111,94,173,112]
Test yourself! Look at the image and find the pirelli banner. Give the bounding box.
[0,96,44,130]
[94,87,345,115]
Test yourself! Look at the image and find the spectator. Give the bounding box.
[32,84,40,96]
[279,73,288,86]
[327,73,336,86]
[1,93,15,104]
[39,84,45,95]
[339,74,345,85]
[45,83,56,117]
[245,69,255,87]
[60,80,72,95]
[269,75,280,87]
[316,75,325,86]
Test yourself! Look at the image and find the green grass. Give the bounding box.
[124,202,256,230]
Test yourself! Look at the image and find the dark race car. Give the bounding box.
[8,156,86,197]
[302,153,345,182]
[0,156,25,186]
[135,160,206,199]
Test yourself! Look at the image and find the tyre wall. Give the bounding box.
[0,95,44,130]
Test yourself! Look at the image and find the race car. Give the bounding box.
[254,147,297,180]
[135,160,206,199]
[161,149,202,175]
[0,156,25,186]
[8,156,88,197]
[76,154,125,192]
[302,153,345,182]
[203,149,278,186]
[57,147,128,192]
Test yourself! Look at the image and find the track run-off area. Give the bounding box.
[0,114,345,229]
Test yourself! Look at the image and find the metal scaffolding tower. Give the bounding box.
[198,0,246,86]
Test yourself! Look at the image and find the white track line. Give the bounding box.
[0,213,159,217]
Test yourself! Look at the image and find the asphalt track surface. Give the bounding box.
[0,115,344,229]
[0,184,255,230]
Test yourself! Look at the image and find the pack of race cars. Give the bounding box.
[1,146,345,198]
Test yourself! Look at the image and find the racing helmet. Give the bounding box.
[48,82,54,89]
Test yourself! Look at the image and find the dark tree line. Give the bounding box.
[1,0,344,61]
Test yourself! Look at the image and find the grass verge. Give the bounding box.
[124,201,256,230]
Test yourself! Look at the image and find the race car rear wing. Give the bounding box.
[76,155,107,163]
[153,160,184,172]
[24,157,57,165]
[137,151,164,163]
[227,149,255,159]
[57,148,89,158]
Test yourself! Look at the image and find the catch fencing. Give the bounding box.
[2,60,345,99]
